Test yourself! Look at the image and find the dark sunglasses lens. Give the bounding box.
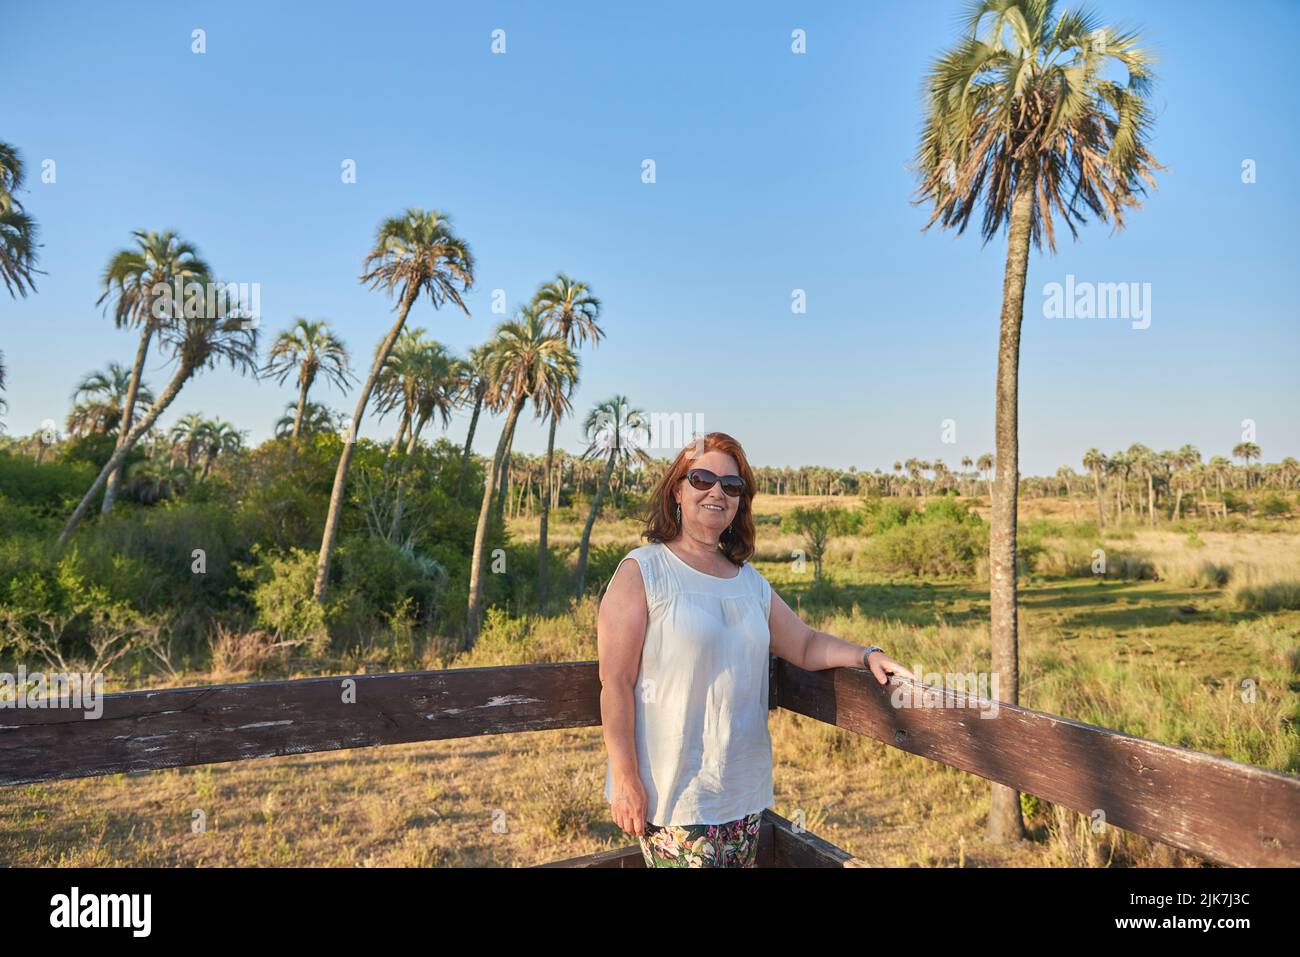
[687,469,715,491]
[720,477,744,497]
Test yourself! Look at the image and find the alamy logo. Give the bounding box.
[1042,274,1152,329]
[0,667,104,719]
[49,887,151,937]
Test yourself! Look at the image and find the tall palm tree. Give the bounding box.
[314,207,475,603]
[59,303,259,545]
[530,273,603,610]
[914,0,1162,845]
[0,141,41,298]
[96,230,212,514]
[465,307,578,645]
[1082,448,1107,527]
[66,363,155,438]
[262,318,354,441]
[573,396,651,597]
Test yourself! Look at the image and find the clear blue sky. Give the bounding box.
[4,0,1298,476]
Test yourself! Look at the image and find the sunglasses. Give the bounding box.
[683,467,745,497]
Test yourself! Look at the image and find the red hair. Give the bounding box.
[642,432,757,565]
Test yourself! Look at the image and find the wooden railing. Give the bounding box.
[2,656,1297,866]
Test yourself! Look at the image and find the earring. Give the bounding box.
[675,503,681,523]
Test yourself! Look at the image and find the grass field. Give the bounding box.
[3,494,1297,867]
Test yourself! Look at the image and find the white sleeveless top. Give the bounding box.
[603,540,775,826]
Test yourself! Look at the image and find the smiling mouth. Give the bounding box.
[701,504,724,511]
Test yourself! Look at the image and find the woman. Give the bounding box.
[598,431,915,867]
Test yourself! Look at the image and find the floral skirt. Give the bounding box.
[638,811,763,868]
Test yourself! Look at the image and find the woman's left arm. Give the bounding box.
[768,587,916,684]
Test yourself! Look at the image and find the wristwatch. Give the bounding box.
[861,645,884,669]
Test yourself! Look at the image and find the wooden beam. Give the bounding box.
[0,662,602,786]
[776,662,1300,867]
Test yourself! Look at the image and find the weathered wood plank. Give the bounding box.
[0,662,603,785]
[776,662,1300,867]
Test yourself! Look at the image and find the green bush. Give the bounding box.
[1258,493,1291,517]
[856,519,988,577]
[236,545,331,649]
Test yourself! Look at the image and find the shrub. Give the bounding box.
[856,519,988,577]
[236,545,331,650]
[1258,493,1291,517]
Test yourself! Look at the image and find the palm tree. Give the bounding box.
[573,396,650,597]
[314,207,475,603]
[0,141,41,297]
[96,230,212,514]
[465,307,578,645]
[1208,455,1231,517]
[1232,441,1261,491]
[914,0,1162,845]
[66,363,156,438]
[976,453,994,501]
[531,273,603,610]
[169,412,209,469]
[59,302,259,545]
[1127,443,1155,527]
[374,327,449,456]
[198,419,245,479]
[274,400,340,438]
[1171,444,1200,520]
[1082,448,1107,527]
[124,457,190,505]
[376,329,458,539]
[262,318,354,441]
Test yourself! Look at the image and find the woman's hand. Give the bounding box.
[610,771,650,837]
[866,649,916,685]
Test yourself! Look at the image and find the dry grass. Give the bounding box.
[3,504,1297,868]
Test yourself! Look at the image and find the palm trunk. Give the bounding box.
[313,286,416,603]
[574,447,618,598]
[388,415,427,542]
[455,388,484,500]
[1147,473,1155,527]
[1092,469,1105,527]
[537,414,558,610]
[102,323,153,515]
[292,375,311,441]
[465,394,526,646]
[61,356,194,546]
[987,163,1034,846]
[495,443,513,524]
[389,409,411,458]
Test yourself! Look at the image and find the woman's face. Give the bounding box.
[673,449,742,541]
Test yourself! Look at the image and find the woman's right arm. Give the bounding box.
[598,557,649,837]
